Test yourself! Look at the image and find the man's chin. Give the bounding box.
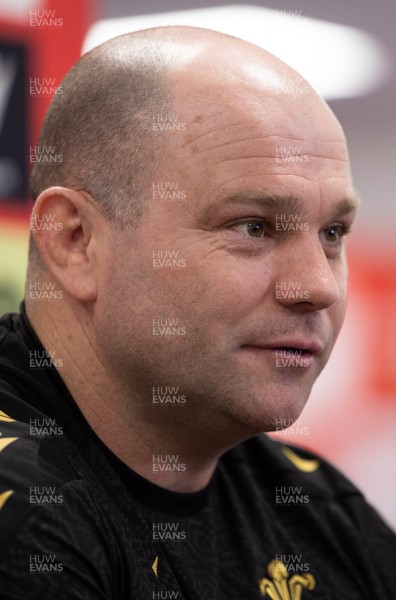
[229,383,312,435]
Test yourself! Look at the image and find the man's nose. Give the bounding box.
[274,237,341,312]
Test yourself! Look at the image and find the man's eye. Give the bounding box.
[322,225,348,243]
[234,221,266,238]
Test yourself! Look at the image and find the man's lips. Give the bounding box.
[241,339,325,356]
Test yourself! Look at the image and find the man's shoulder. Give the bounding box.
[0,411,82,541]
[221,434,396,548]
[224,433,362,501]
[0,312,75,520]
[0,411,126,598]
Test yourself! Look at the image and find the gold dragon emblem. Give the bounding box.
[259,559,316,600]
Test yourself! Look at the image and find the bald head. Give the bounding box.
[29,26,328,226]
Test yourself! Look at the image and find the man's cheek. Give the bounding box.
[200,263,271,312]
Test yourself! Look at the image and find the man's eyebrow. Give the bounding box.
[211,190,361,216]
[214,191,304,213]
[332,194,361,217]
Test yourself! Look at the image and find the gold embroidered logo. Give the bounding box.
[259,559,316,599]
[0,410,15,423]
[0,490,14,510]
[0,437,18,453]
[281,447,320,473]
[152,556,159,578]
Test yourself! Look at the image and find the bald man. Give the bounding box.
[0,27,395,599]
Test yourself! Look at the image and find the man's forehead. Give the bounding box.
[175,85,344,162]
[154,36,354,221]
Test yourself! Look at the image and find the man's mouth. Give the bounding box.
[241,340,324,356]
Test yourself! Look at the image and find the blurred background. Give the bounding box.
[0,0,395,529]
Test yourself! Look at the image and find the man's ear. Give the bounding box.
[31,187,108,303]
